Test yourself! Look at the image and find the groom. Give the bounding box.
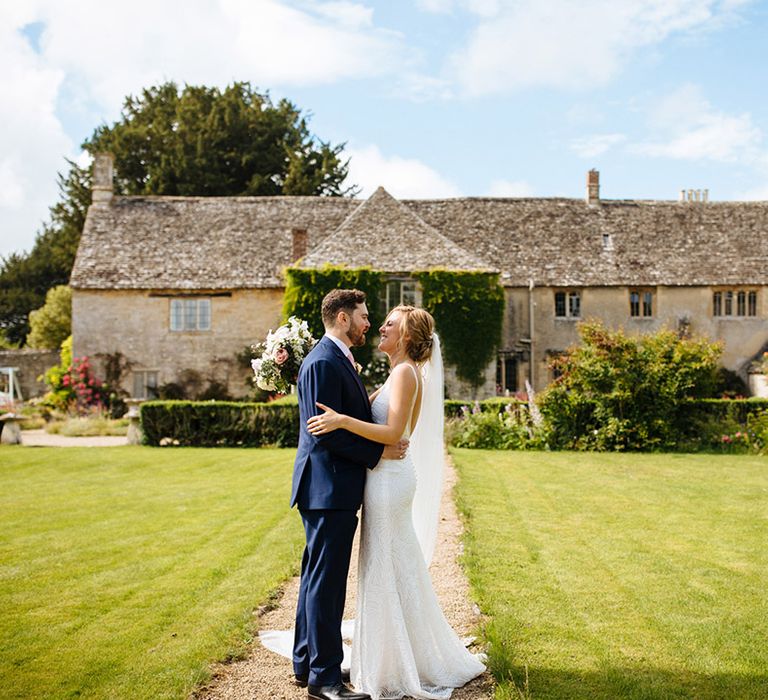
[291,289,407,700]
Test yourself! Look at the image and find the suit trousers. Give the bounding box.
[293,508,359,686]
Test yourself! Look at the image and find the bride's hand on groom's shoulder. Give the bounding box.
[307,402,344,435]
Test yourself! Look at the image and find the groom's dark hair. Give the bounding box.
[322,289,367,328]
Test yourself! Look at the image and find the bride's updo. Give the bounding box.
[390,305,435,364]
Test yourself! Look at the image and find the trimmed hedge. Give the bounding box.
[140,400,299,447]
[139,398,768,449]
[685,398,768,424]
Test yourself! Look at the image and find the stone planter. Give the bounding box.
[748,373,768,398]
[125,399,145,445]
[0,413,22,445]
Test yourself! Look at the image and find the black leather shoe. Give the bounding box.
[307,683,369,700]
[296,670,350,687]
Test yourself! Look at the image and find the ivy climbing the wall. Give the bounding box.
[283,265,504,390]
[283,266,384,368]
[414,270,504,387]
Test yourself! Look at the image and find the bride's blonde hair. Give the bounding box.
[388,305,435,364]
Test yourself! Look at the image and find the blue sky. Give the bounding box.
[2,0,767,258]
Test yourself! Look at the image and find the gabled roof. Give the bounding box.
[299,187,492,273]
[70,188,768,290]
[70,196,356,290]
[408,198,768,287]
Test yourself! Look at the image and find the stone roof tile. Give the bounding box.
[70,191,768,290]
[299,187,493,272]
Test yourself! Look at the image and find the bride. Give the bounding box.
[307,305,486,700]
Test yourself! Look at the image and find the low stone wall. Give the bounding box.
[0,349,60,400]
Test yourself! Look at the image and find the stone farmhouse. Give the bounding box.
[70,154,768,400]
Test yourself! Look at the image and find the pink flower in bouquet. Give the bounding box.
[275,347,290,365]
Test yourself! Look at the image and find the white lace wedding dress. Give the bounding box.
[350,367,486,700]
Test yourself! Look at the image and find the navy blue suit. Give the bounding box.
[291,336,384,686]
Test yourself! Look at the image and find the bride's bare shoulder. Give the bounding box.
[389,363,419,389]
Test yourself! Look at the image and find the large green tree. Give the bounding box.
[27,285,72,350]
[0,161,90,346]
[84,81,354,197]
[0,81,354,345]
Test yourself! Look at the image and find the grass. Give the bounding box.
[0,446,303,700]
[44,415,130,436]
[452,449,768,700]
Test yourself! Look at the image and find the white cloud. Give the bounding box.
[0,0,408,256]
[448,0,749,96]
[311,1,374,28]
[36,0,405,112]
[486,179,534,197]
[631,84,763,162]
[570,133,627,158]
[417,0,500,15]
[346,145,462,198]
[417,0,456,12]
[0,7,74,257]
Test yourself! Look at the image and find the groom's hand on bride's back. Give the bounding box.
[382,439,409,460]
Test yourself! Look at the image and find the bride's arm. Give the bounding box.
[308,364,416,445]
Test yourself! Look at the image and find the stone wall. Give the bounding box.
[72,284,767,401]
[72,288,284,399]
[500,285,768,394]
[0,349,60,400]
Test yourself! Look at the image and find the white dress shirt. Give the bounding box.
[324,332,355,366]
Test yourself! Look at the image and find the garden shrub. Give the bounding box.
[446,401,544,450]
[539,322,722,451]
[140,400,299,447]
[682,398,768,453]
[41,336,110,414]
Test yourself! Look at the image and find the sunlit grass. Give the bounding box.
[0,446,302,700]
[453,449,768,699]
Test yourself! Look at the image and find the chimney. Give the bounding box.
[586,169,600,206]
[681,188,710,203]
[92,152,114,203]
[291,228,308,262]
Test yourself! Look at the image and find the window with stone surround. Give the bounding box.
[132,370,158,399]
[554,290,581,319]
[380,278,422,315]
[629,289,654,317]
[170,298,211,331]
[713,289,758,318]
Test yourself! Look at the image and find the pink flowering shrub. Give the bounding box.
[42,336,109,414]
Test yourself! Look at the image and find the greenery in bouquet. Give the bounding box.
[251,316,316,394]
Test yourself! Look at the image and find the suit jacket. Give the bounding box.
[290,336,385,510]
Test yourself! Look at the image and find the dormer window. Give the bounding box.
[602,233,613,251]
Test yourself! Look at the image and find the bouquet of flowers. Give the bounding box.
[251,316,317,393]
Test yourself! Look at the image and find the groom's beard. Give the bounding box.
[346,320,367,347]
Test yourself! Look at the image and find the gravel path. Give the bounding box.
[19,429,128,447]
[195,456,493,700]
